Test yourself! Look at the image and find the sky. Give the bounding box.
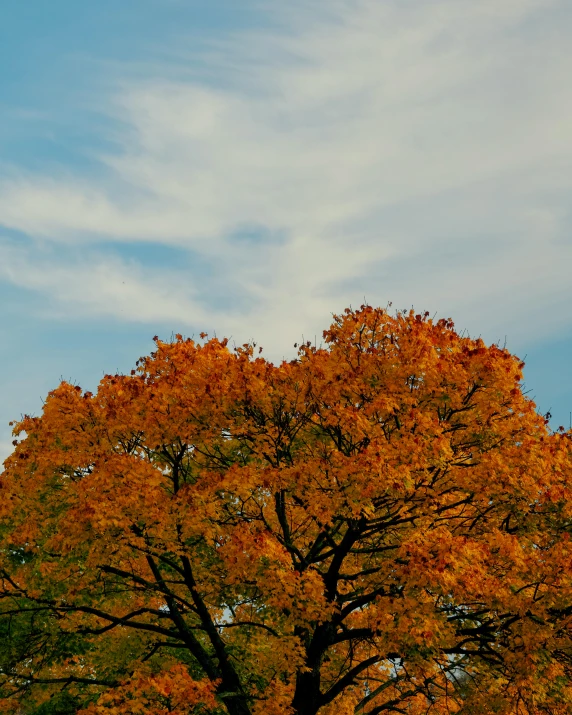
[1,0,571,461]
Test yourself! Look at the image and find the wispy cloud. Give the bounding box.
[0,0,571,355]
[0,242,211,324]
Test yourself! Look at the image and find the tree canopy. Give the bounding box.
[1,306,571,715]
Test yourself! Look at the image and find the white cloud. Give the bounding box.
[0,243,211,325]
[0,0,571,355]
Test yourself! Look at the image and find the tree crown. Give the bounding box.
[1,306,571,715]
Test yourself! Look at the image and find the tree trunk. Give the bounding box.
[291,669,322,715]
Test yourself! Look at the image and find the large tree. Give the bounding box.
[1,306,571,715]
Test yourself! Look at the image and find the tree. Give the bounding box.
[1,306,571,715]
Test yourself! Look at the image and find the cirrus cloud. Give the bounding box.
[0,0,571,356]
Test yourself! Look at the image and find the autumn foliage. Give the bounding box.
[1,306,572,715]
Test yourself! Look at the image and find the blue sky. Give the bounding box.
[1,0,572,460]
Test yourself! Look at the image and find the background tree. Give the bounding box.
[1,306,571,715]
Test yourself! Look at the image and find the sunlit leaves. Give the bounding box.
[1,306,571,714]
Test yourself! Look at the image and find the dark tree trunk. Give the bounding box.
[291,668,322,715]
